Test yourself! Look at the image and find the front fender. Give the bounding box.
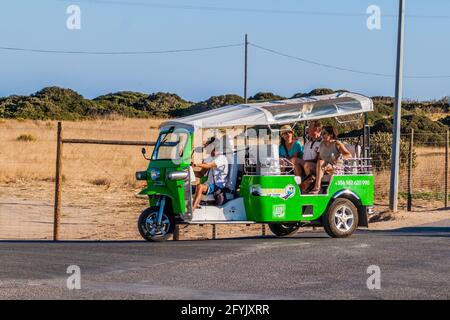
[138,186,156,196]
[138,186,185,214]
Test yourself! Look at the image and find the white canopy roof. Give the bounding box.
[161,92,373,129]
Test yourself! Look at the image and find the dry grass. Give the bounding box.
[374,145,448,206]
[0,118,161,185]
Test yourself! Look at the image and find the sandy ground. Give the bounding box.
[1,181,450,241]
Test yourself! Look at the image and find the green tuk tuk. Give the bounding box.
[135,92,374,241]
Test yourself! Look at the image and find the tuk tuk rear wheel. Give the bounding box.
[268,223,300,237]
[323,198,359,238]
[138,207,174,242]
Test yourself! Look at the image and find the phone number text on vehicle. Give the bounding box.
[335,180,371,186]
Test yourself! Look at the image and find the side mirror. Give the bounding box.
[141,148,151,160]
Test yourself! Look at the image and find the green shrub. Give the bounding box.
[249,92,285,102]
[16,134,36,142]
[90,178,111,186]
[370,132,415,171]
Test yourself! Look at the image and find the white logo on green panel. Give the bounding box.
[273,204,286,218]
[250,184,296,200]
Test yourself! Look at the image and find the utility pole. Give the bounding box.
[244,33,248,103]
[389,0,406,212]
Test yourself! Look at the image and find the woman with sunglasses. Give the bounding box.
[279,124,304,177]
[310,125,352,194]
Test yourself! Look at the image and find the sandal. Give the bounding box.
[309,188,320,194]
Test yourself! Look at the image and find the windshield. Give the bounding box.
[152,128,190,161]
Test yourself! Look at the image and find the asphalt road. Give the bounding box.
[0,220,449,300]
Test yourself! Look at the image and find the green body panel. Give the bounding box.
[137,126,375,222]
[138,128,193,215]
[239,175,374,222]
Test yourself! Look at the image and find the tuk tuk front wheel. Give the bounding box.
[268,223,300,237]
[323,198,359,238]
[138,207,174,242]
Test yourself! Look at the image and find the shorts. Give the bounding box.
[205,183,216,195]
[194,183,222,195]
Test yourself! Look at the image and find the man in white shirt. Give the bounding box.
[300,120,322,176]
[192,137,229,209]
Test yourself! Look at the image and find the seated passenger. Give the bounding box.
[299,120,322,177]
[192,137,228,209]
[279,124,304,177]
[310,126,352,194]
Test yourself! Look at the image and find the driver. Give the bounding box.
[192,137,228,209]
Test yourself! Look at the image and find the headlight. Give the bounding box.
[167,170,188,180]
[150,168,161,181]
[135,171,147,181]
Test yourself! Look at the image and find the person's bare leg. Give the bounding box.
[193,184,208,209]
[298,159,307,177]
[292,158,302,177]
[312,160,324,192]
[304,162,316,176]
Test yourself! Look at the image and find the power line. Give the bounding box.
[1,40,448,79]
[250,42,450,79]
[0,43,243,55]
[58,0,450,20]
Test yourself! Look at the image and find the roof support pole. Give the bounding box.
[244,33,248,103]
[389,0,406,212]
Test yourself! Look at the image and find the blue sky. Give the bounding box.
[0,0,449,101]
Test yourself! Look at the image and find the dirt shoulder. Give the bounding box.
[1,181,450,240]
[368,205,450,230]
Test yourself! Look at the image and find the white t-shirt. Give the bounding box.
[302,138,322,161]
[205,154,228,188]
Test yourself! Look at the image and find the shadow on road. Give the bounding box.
[1,226,449,243]
[359,226,450,238]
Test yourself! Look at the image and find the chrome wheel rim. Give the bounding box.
[333,205,354,232]
[145,213,170,237]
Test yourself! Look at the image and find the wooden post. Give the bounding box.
[53,122,63,241]
[407,129,414,211]
[261,224,266,236]
[212,224,216,240]
[445,130,449,208]
[173,224,180,241]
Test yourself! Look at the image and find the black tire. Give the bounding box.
[322,198,359,238]
[138,207,174,242]
[268,223,300,237]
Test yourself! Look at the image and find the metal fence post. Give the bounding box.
[445,130,449,208]
[53,122,63,241]
[407,129,414,211]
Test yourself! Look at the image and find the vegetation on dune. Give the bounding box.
[94,91,191,118]
[249,92,286,102]
[1,86,449,138]
[173,94,244,117]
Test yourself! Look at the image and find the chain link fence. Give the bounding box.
[1,121,449,240]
